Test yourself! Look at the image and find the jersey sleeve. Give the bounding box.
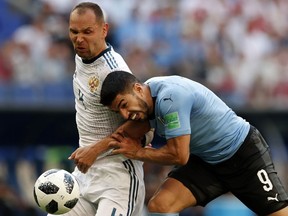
[157,87,193,139]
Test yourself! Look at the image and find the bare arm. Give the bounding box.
[68,120,151,173]
[110,134,190,166]
[68,136,115,173]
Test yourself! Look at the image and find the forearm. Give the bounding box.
[90,136,115,156]
[135,135,190,165]
[134,145,185,165]
[109,134,189,165]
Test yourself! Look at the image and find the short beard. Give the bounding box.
[135,95,149,120]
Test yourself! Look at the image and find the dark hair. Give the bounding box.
[71,2,105,23]
[100,71,140,106]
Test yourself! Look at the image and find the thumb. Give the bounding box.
[111,148,121,155]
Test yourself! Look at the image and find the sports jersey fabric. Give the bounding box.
[146,76,250,164]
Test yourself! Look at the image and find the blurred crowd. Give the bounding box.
[0,0,288,109]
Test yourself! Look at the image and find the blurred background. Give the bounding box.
[0,0,287,215]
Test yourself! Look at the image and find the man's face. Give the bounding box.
[110,91,150,121]
[69,8,108,60]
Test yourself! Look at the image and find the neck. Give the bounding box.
[143,85,154,115]
[82,43,109,64]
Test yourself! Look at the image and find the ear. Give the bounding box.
[133,83,143,95]
[102,23,109,38]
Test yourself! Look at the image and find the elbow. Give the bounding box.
[174,154,189,166]
[176,159,188,166]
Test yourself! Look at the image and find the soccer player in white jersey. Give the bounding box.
[100,71,288,216]
[48,3,146,216]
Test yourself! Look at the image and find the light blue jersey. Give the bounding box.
[146,76,250,164]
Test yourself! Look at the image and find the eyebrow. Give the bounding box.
[117,99,125,110]
[69,26,94,32]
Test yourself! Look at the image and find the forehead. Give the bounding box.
[69,8,98,28]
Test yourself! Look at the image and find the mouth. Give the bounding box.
[75,47,85,52]
[130,113,138,120]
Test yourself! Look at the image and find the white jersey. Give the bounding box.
[63,45,145,216]
[73,45,130,150]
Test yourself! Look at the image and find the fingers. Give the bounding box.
[116,127,125,135]
[77,163,89,174]
[73,158,90,173]
[67,148,90,173]
[68,150,77,160]
[111,133,124,142]
[108,140,121,149]
[111,149,121,155]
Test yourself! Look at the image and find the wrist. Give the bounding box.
[134,147,146,161]
[91,138,111,153]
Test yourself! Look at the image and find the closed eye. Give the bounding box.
[120,102,128,109]
[69,28,94,35]
[117,99,126,110]
[69,28,78,35]
[83,29,93,34]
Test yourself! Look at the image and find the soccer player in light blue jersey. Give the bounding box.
[100,71,288,216]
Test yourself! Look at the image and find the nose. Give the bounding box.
[119,109,129,120]
[75,35,84,44]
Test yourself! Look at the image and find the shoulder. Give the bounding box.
[103,47,131,72]
[148,76,193,96]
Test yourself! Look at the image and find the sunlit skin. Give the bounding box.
[69,8,108,60]
[109,83,154,121]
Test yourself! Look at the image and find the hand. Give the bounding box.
[68,146,97,174]
[109,133,142,159]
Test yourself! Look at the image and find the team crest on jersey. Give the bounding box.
[88,76,99,93]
